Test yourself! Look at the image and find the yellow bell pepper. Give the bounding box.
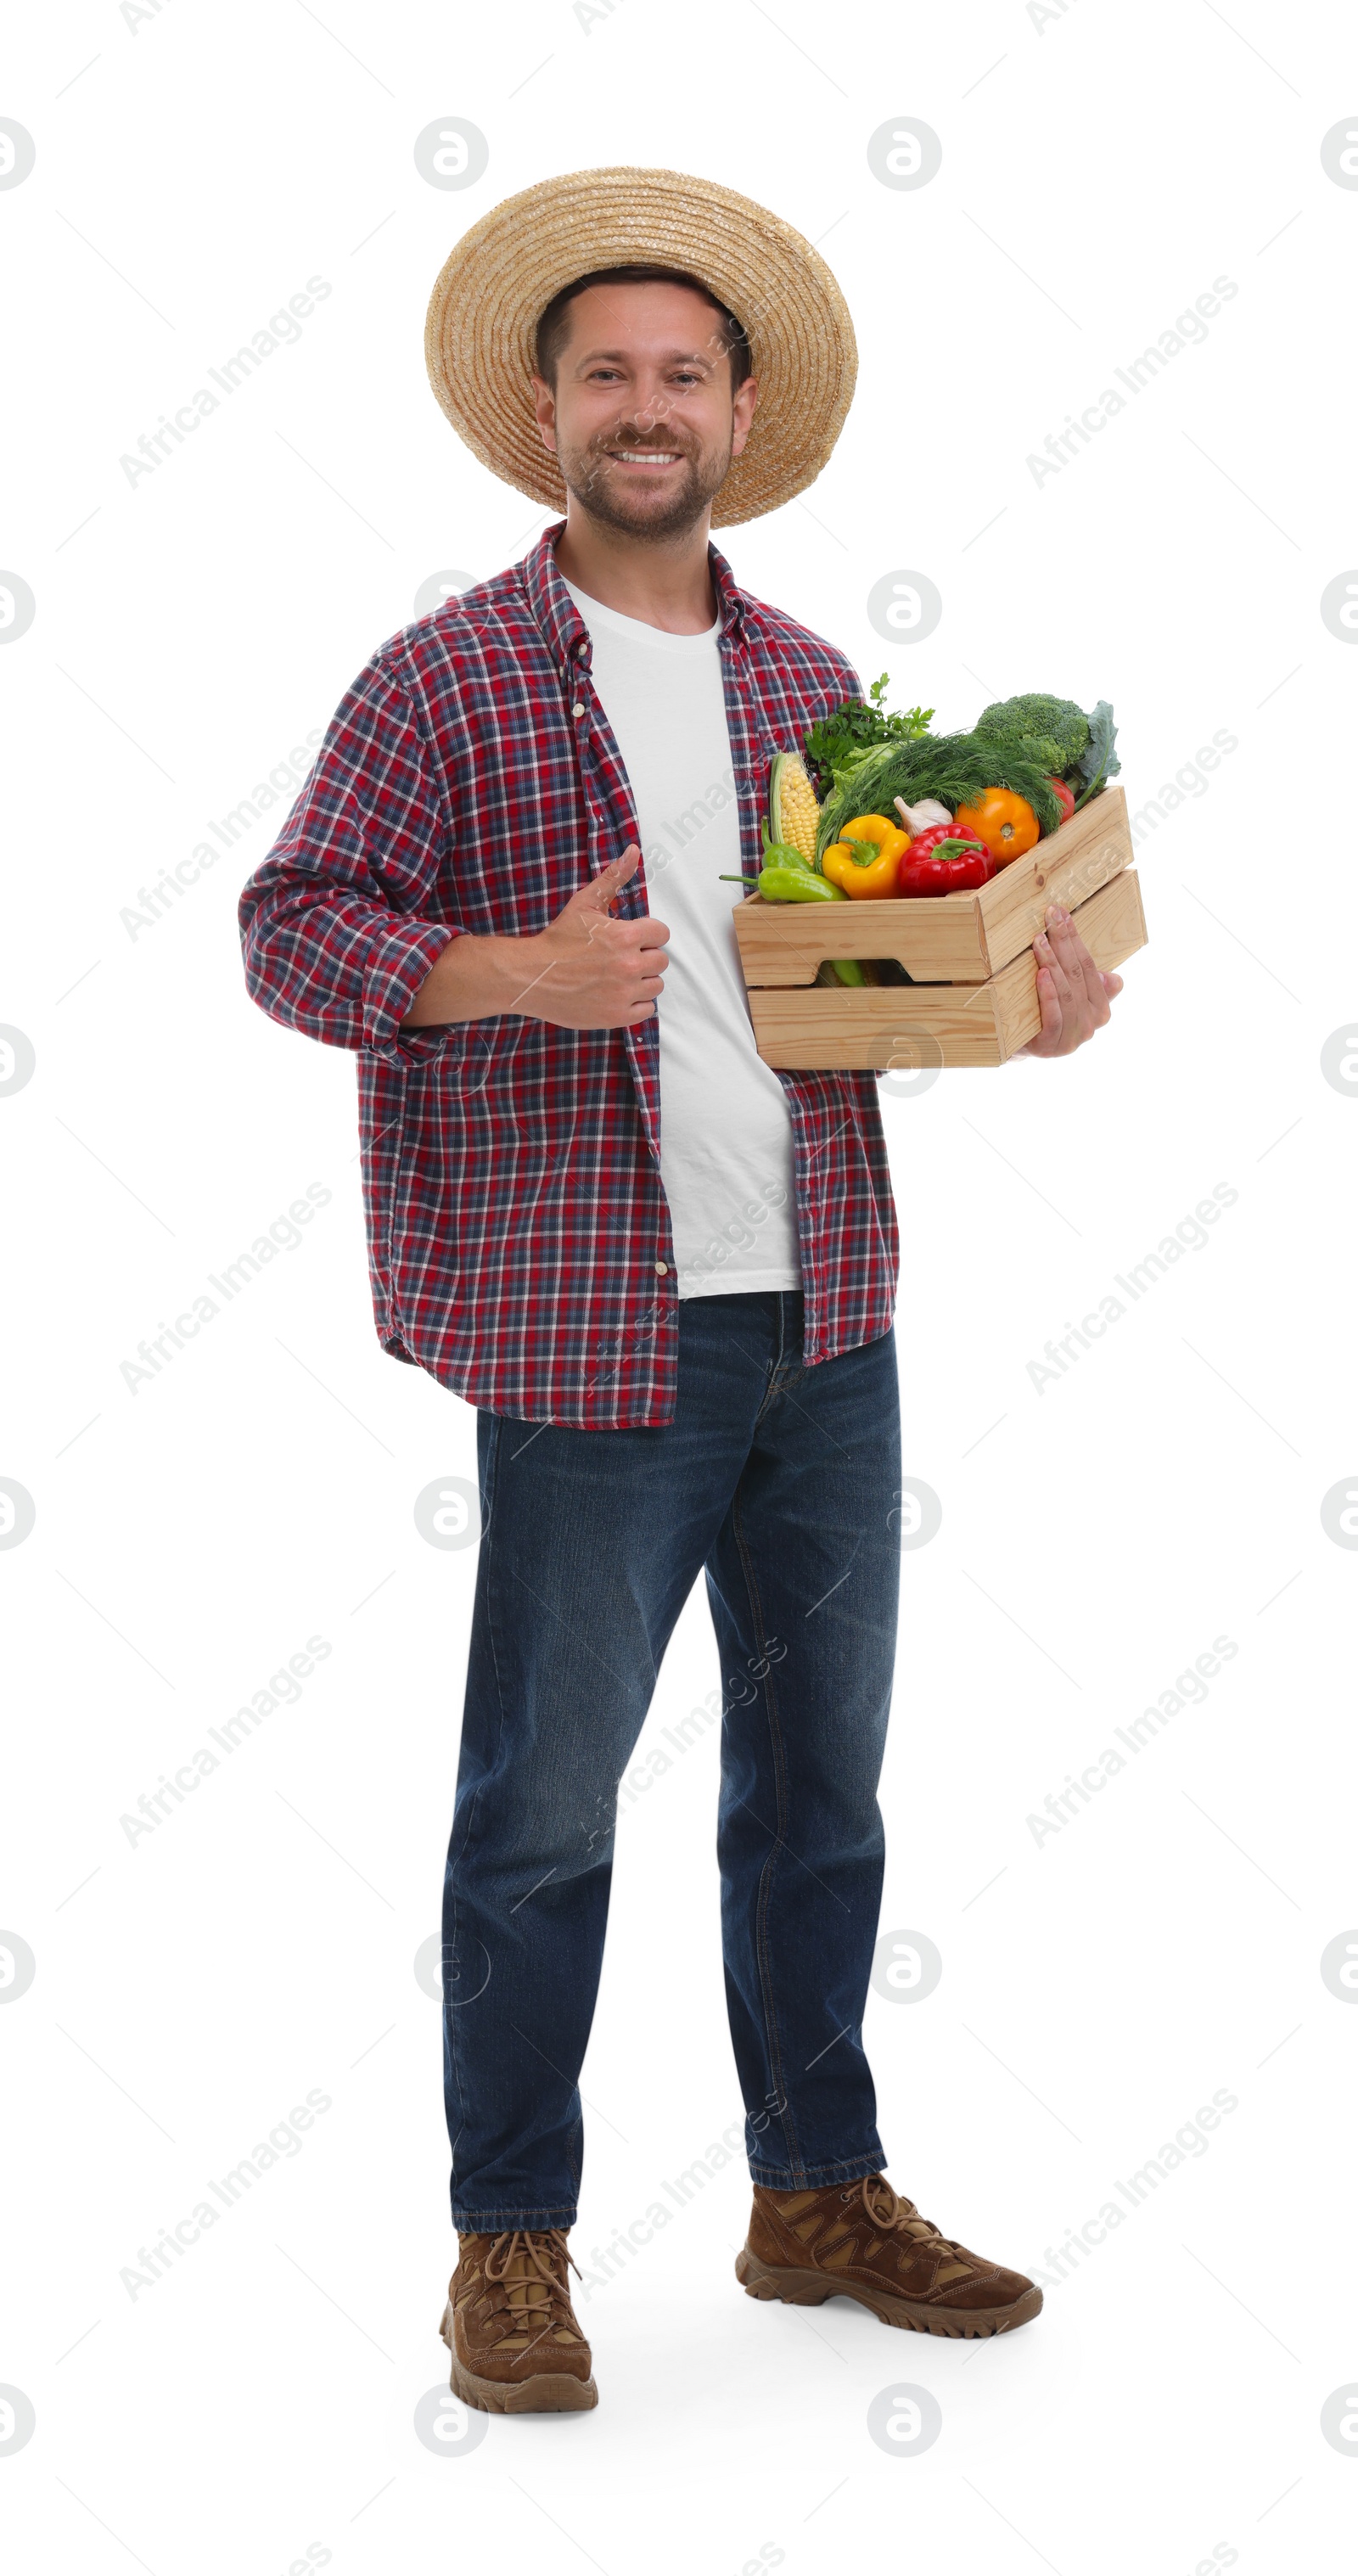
[822,814,910,899]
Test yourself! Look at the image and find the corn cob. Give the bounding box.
[767,753,820,864]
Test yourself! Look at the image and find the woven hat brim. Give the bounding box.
[424,166,857,529]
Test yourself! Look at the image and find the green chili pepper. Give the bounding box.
[721,863,841,901]
[762,863,845,904]
[760,815,812,869]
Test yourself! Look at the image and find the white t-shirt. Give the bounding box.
[563,578,801,1299]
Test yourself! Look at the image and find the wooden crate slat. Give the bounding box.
[747,867,1146,1070]
[735,886,989,985]
[750,980,1007,1069]
[988,867,1147,1058]
[974,787,1134,974]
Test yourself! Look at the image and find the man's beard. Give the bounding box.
[556,425,732,541]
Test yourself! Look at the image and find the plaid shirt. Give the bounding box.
[238,525,899,1428]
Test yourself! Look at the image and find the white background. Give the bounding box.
[3,2,1357,2569]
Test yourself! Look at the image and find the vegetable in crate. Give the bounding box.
[749,861,845,905]
[803,674,934,800]
[721,822,848,906]
[893,796,953,836]
[973,694,1090,776]
[815,732,1065,860]
[822,816,910,898]
[766,752,821,863]
[1073,700,1120,805]
[897,827,995,898]
[974,693,1120,811]
[951,788,1041,866]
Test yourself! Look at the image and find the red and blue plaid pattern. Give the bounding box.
[238,526,899,1427]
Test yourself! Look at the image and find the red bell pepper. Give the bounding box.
[897,825,995,898]
[1046,775,1076,826]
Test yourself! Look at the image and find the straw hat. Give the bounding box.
[423,166,857,528]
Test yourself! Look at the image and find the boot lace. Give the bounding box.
[480,2228,582,2351]
[851,2174,968,2256]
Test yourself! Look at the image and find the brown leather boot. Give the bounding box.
[440,2226,598,2412]
[736,2174,1041,2339]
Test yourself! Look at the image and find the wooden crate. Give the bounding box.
[734,784,1135,988]
[746,867,1147,1070]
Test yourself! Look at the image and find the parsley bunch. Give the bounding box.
[803,674,934,800]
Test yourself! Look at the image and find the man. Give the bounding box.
[239,167,1122,2416]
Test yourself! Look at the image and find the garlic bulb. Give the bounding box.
[894,796,953,835]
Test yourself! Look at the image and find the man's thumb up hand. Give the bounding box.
[566,843,642,916]
[528,845,669,1030]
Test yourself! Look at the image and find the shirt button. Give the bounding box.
[572,702,585,719]
[654,1260,669,1277]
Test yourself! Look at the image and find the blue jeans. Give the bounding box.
[442,1290,901,2231]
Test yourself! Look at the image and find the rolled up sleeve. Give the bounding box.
[238,653,465,1058]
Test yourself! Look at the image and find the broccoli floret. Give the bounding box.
[975,694,1091,775]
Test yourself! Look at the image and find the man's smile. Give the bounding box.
[603,447,683,469]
